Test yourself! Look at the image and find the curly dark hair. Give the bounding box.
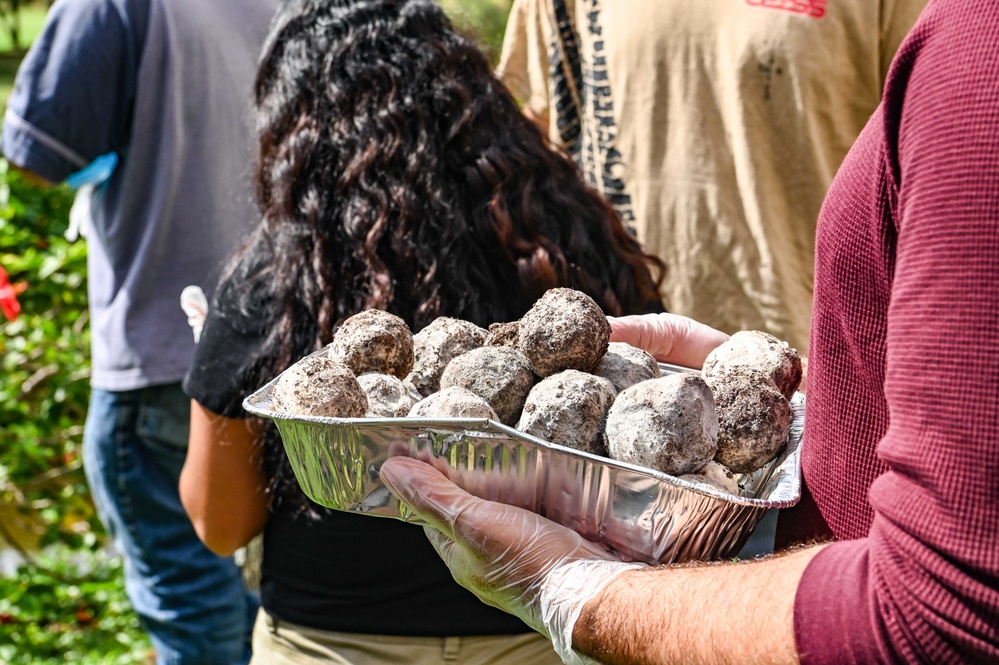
[223,0,665,513]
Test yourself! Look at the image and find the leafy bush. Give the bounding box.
[0,547,151,665]
[440,0,512,64]
[0,160,97,550]
[0,160,151,661]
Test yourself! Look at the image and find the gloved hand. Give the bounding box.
[608,312,728,369]
[380,457,647,665]
[180,285,209,343]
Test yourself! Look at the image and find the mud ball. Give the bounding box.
[485,320,520,348]
[439,346,536,425]
[408,386,499,420]
[706,374,791,474]
[517,288,611,378]
[679,460,741,496]
[516,370,617,455]
[702,330,802,401]
[406,317,487,397]
[605,373,718,476]
[592,342,661,394]
[328,309,415,379]
[357,373,420,417]
[272,353,367,418]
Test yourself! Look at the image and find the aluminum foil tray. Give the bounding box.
[243,358,804,564]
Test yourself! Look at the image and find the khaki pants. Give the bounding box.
[250,609,564,665]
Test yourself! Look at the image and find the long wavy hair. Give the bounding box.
[224,0,665,513]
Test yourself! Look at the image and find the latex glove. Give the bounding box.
[180,285,209,343]
[608,312,728,369]
[380,457,647,665]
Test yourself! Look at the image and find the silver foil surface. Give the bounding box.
[243,358,804,564]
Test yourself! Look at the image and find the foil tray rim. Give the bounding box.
[242,364,804,511]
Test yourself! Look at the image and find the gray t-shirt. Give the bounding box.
[2,0,279,390]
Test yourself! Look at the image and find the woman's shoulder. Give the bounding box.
[184,258,279,417]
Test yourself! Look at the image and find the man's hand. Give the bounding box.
[380,457,646,664]
[608,313,728,369]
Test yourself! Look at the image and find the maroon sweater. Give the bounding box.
[780,0,999,662]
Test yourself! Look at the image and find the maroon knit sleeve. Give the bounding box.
[794,1,999,663]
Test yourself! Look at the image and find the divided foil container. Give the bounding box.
[243,356,804,565]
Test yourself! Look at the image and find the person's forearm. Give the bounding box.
[573,544,827,665]
[179,401,269,556]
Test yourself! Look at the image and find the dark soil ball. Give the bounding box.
[592,342,661,394]
[485,320,520,348]
[706,374,791,474]
[272,353,367,418]
[517,288,611,377]
[439,346,536,425]
[408,386,499,419]
[406,317,487,397]
[328,309,414,379]
[357,373,420,417]
[605,373,718,476]
[702,330,802,400]
[516,370,617,455]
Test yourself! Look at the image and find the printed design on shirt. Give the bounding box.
[549,0,583,154]
[547,0,635,228]
[759,51,784,100]
[744,0,826,19]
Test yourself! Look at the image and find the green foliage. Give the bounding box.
[0,1,50,54]
[0,547,152,665]
[0,160,152,661]
[0,160,98,551]
[0,3,51,108]
[439,0,513,64]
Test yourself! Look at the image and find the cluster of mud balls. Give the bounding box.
[271,288,802,496]
[605,330,801,495]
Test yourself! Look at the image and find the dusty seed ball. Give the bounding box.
[679,460,741,496]
[272,353,367,418]
[357,373,419,417]
[439,346,536,425]
[517,288,611,377]
[702,330,802,401]
[328,309,414,379]
[592,342,661,394]
[408,386,499,420]
[485,320,520,348]
[516,370,617,455]
[706,374,791,474]
[605,373,718,476]
[405,317,488,397]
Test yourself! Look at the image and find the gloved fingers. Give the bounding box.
[382,458,620,567]
[608,313,728,367]
[389,458,649,665]
[380,456,471,540]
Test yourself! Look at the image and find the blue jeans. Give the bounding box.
[83,384,258,665]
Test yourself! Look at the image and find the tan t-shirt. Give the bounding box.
[497,0,926,354]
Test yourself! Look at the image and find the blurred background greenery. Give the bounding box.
[0,1,512,662]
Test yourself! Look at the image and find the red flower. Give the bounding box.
[0,265,27,321]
